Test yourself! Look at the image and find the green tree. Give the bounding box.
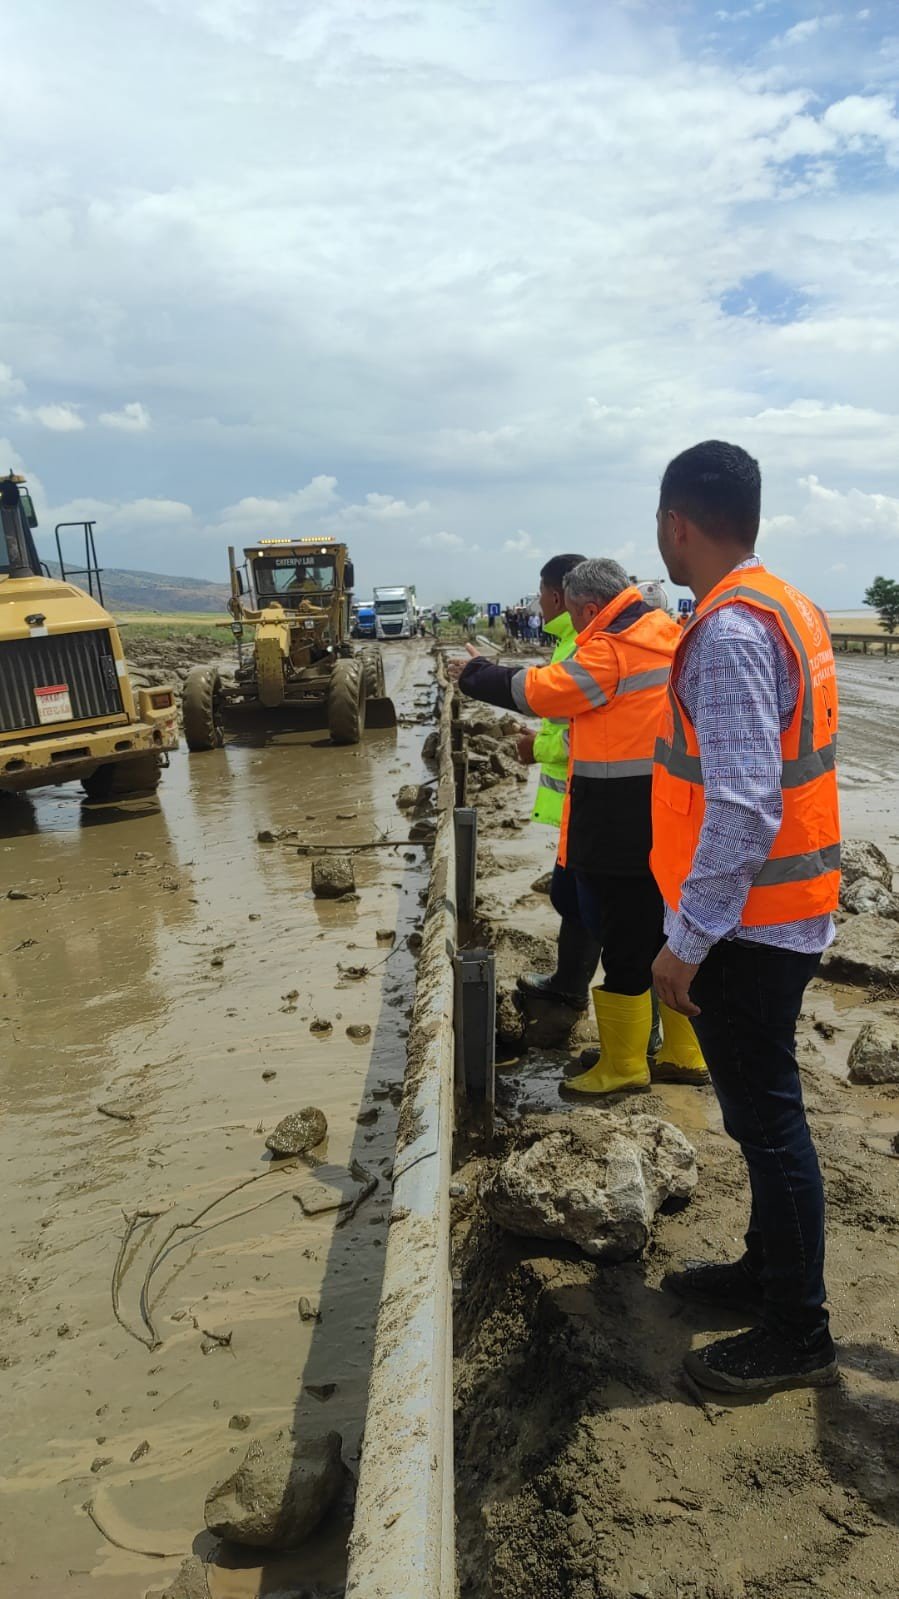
[864,576,899,635]
[447,597,478,626]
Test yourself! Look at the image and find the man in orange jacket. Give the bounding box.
[450,558,704,1094]
[651,439,840,1397]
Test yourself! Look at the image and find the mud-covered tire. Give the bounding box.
[82,753,162,801]
[328,657,366,745]
[359,645,386,700]
[183,666,224,752]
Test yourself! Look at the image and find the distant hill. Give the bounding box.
[48,564,230,614]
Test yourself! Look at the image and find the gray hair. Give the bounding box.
[562,558,630,606]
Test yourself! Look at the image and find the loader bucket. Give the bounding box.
[366,694,398,730]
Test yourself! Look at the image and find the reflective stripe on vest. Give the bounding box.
[537,771,568,795]
[560,655,608,707]
[572,757,654,779]
[651,570,840,926]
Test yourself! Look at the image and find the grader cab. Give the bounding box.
[182,536,396,750]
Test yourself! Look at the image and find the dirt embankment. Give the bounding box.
[449,696,899,1599]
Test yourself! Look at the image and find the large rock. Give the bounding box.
[149,1557,210,1599]
[848,1019,899,1085]
[481,1111,697,1262]
[265,1107,327,1157]
[841,877,899,921]
[820,915,899,987]
[840,839,893,894]
[311,855,355,899]
[205,1430,343,1549]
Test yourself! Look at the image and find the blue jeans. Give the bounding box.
[690,939,828,1345]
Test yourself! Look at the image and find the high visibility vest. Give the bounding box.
[531,611,577,827]
[512,587,681,874]
[651,566,840,926]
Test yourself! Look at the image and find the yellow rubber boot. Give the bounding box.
[564,989,653,1096]
[651,1002,710,1085]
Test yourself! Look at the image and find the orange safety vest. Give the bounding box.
[512,587,681,873]
[651,566,840,926]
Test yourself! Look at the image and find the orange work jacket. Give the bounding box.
[651,566,840,926]
[511,587,681,875]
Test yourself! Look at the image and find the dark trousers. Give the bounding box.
[690,939,828,1346]
[550,864,664,996]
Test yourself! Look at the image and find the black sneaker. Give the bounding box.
[516,971,588,1011]
[684,1326,839,1395]
[662,1259,764,1318]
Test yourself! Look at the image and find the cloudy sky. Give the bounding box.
[3,0,899,606]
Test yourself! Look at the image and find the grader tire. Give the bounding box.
[82,753,162,801]
[183,666,225,752]
[359,645,386,700]
[328,658,366,746]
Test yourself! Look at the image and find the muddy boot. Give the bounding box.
[562,989,652,1096]
[651,1002,710,1086]
[574,990,661,1076]
[517,920,601,1012]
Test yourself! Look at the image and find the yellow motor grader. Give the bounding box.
[182,536,396,749]
[0,470,178,799]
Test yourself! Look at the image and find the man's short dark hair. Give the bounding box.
[659,441,761,547]
[540,552,588,589]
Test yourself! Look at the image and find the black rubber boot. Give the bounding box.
[517,919,602,1012]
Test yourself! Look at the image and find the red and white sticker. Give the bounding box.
[34,684,73,724]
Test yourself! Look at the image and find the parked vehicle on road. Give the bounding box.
[374,584,417,640]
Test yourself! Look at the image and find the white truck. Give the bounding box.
[373,584,417,640]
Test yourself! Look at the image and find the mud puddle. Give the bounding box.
[0,641,435,1597]
[449,664,899,1599]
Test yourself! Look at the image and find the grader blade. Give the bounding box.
[365,694,398,730]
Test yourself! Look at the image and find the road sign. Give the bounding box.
[677,597,695,616]
[486,603,501,619]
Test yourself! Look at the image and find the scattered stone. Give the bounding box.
[496,984,526,1048]
[531,872,553,895]
[407,932,423,954]
[130,1439,151,1461]
[305,1383,337,1402]
[282,989,299,1001]
[294,1169,365,1216]
[229,1414,251,1431]
[266,1108,328,1157]
[311,856,356,899]
[248,912,261,921]
[813,1019,836,1041]
[298,1297,321,1323]
[357,1106,379,1126]
[842,877,899,921]
[204,1428,344,1549]
[6,888,31,901]
[376,928,396,944]
[848,1019,899,1085]
[469,733,501,755]
[422,731,439,761]
[210,955,225,968]
[820,915,899,987]
[396,783,432,811]
[346,1023,371,1041]
[150,1555,210,1599]
[257,827,296,844]
[57,1323,71,1338]
[200,1327,233,1355]
[482,1111,698,1262]
[310,1018,333,1038]
[91,1456,113,1473]
[262,1069,277,1081]
[840,838,893,892]
[490,750,517,779]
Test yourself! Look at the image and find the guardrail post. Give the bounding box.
[453,948,495,1140]
[454,806,477,932]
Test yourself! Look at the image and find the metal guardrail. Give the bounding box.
[832,631,899,654]
[345,659,457,1598]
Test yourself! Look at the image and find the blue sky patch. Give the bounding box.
[720,272,809,325]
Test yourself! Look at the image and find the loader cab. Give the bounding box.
[244,539,354,608]
[0,472,41,579]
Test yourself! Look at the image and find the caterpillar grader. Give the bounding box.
[182,536,396,750]
[0,470,178,799]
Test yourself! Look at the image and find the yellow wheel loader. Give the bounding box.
[182,536,396,750]
[0,471,178,799]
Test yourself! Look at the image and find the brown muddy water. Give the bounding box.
[0,641,435,1599]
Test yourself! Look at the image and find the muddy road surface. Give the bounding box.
[0,641,435,1599]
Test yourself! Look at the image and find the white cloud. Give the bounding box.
[779,18,823,47]
[0,363,25,400]
[99,401,152,431]
[503,531,543,559]
[419,530,463,550]
[15,402,85,432]
[761,475,899,543]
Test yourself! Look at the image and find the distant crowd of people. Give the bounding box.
[501,604,551,643]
